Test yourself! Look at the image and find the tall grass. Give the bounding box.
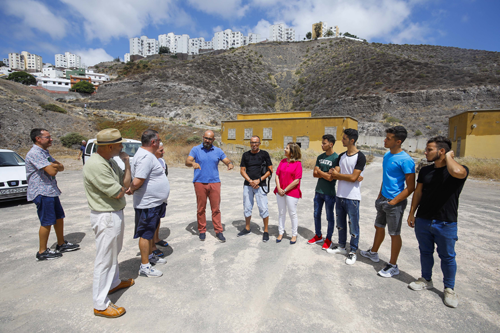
[456,157,500,180]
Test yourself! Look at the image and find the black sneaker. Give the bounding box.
[216,232,226,243]
[262,232,269,242]
[237,228,251,237]
[36,248,63,261]
[199,232,206,241]
[56,240,80,253]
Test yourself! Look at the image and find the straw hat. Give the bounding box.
[96,128,124,145]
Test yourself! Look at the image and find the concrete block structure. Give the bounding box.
[448,109,500,158]
[221,111,357,153]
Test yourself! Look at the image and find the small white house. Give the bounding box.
[37,77,71,92]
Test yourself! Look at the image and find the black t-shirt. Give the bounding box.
[416,164,469,222]
[240,150,272,186]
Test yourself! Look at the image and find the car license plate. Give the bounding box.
[0,187,27,194]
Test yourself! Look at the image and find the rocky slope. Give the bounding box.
[89,39,500,138]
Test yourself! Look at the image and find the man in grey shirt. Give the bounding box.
[126,129,170,278]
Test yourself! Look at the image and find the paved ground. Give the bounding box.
[1,158,499,333]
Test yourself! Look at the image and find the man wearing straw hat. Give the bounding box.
[83,128,133,318]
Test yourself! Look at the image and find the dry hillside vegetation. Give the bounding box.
[90,39,500,138]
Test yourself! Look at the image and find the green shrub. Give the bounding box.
[40,104,67,114]
[385,116,401,123]
[60,132,87,148]
[70,81,95,93]
[415,130,423,136]
[186,136,202,144]
[7,72,36,85]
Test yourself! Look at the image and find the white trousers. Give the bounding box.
[276,194,299,236]
[91,210,125,310]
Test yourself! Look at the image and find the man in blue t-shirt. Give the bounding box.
[360,126,415,278]
[186,130,234,242]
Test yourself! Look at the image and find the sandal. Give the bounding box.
[155,240,169,247]
[152,249,164,257]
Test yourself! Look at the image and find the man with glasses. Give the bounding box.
[25,128,80,261]
[186,130,234,242]
[238,135,273,242]
[126,129,170,278]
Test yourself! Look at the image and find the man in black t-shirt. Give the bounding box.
[407,136,468,308]
[239,135,273,242]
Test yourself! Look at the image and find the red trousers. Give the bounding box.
[194,182,222,233]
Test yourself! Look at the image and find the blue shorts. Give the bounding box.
[33,195,65,226]
[134,203,166,240]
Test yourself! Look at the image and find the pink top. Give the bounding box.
[274,158,303,199]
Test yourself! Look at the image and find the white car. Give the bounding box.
[83,138,142,170]
[0,149,28,202]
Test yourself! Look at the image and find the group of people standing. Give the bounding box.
[24,124,467,319]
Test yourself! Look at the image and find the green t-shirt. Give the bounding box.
[83,153,126,212]
[315,152,339,196]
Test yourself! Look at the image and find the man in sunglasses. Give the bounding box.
[186,130,234,242]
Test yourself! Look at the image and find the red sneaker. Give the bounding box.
[307,235,323,244]
[322,238,332,250]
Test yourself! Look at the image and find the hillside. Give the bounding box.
[89,39,500,138]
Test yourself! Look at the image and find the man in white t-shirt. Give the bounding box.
[126,130,170,278]
[327,129,366,265]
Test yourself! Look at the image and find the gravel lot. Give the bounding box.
[0,157,499,332]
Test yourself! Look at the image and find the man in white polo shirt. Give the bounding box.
[327,128,366,265]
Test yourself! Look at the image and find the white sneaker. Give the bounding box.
[360,248,380,262]
[378,263,399,278]
[444,288,458,308]
[326,246,347,255]
[139,266,163,278]
[150,255,167,265]
[345,252,357,265]
[409,277,433,291]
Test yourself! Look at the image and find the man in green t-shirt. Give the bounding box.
[83,128,133,319]
[308,134,339,250]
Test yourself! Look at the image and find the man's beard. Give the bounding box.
[428,153,440,162]
[203,142,212,149]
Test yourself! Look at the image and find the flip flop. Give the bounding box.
[155,240,169,247]
[153,249,164,257]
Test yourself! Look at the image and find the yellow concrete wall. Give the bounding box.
[221,117,358,154]
[237,111,311,120]
[449,110,500,158]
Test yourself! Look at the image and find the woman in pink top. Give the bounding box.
[274,142,302,244]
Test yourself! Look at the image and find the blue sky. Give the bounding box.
[1,0,499,66]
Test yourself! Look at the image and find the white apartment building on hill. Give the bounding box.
[2,58,8,67]
[55,52,82,68]
[158,33,190,54]
[130,36,159,57]
[269,24,296,42]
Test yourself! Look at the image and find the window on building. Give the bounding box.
[325,126,337,138]
[453,126,457,141]
[228,129,236,140]
[296,136,310,150]
[244,128,253,140]
[284,136,293,148]
[263,128,272,140]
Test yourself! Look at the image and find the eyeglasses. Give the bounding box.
[203,137,214,141]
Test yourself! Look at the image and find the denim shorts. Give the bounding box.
[134,202,166,239]
[374,196,407,236]
[32,195,65,226]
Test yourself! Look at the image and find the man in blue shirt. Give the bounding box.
[186,130,234,242]
[360,126,415,278]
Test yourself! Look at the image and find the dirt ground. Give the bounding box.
[0,157,499,333]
